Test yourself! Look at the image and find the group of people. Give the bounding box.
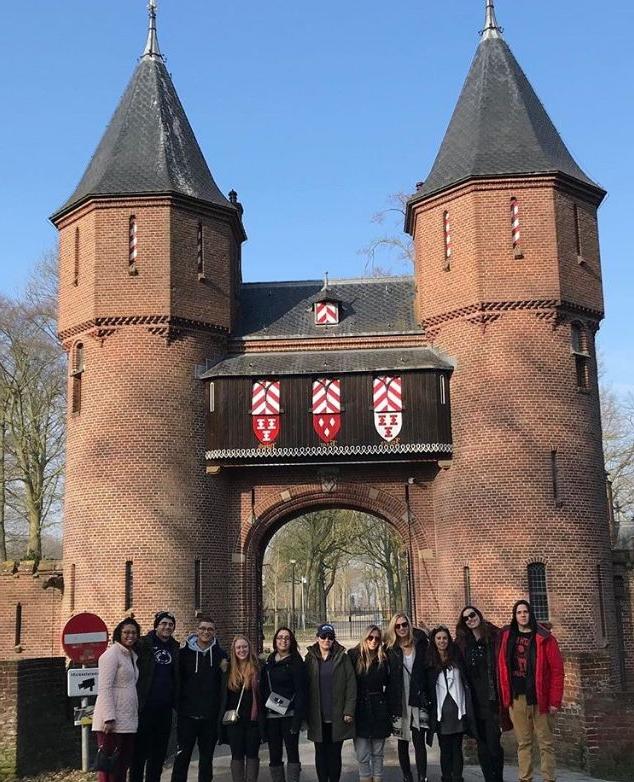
[92,600,564,782]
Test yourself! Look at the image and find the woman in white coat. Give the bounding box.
[92,618,141,782]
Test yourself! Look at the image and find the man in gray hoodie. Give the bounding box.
[171,616,228,782]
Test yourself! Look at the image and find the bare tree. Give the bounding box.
[0,253,65,560]
[359,192,414,276]
[601,381,634,544]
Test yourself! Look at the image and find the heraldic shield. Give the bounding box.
[312,378,341,443]
[251,380,281,445]
[373,376,402,442]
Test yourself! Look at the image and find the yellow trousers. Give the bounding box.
[509,695,556,782]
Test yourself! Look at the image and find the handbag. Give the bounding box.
[222,684,245,725]
[95,746,120,773]
[265,670,292,716]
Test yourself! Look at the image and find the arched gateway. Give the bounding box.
[45,2,634,768]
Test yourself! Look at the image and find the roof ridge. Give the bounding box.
[241,275,414,288]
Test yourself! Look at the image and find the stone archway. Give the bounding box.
[240,480,430,646]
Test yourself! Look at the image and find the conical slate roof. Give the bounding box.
[416,33,602,199]
[54,55,232,218]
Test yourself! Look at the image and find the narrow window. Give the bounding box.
[124,561,133,611]
[511,197,524,258]
[550,449,562,506]
[71,343,84,415]
[209,382,215,413]
[527,563,549,621]
[194,559,202,611]
[70,564,76,612]
[571,323,590,390]
[439,375,447,405]
[463,566,471,605]
[573,204,582,257]
[597,564,606,638]
[73,228,80,286]
[197,221,205,279]
[129,215,138,275]
[15,603,22,647]
[443,211,452,270]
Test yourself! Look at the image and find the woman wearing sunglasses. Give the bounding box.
[384,613,429,782]
[261,627,306,782]
[348,625,393,782]
[305,623,357,782]
[455,606,504,782]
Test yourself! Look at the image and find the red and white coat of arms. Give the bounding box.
[373,376,402,442]
[312,378,341,443]
[251,380,281,445]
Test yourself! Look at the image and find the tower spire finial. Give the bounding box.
[143,0,163,60]
[481,0,503,40]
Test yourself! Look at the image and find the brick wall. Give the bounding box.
[0,561,63,660]
[0,658,79,779]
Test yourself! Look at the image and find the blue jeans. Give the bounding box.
[354,737,386,780]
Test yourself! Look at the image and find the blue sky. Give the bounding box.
[0,1,632,391]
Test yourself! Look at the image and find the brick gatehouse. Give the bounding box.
[1,2,633,776]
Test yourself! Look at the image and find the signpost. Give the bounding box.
[62,613,109,771]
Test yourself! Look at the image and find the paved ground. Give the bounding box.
[160,734,612,782]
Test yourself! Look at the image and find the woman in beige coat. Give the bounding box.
[92,618,141,782]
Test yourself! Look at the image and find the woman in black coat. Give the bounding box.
[385,613,429,782]
[455,606,504,782]
[348,625,392,782]
[261,627,306,782]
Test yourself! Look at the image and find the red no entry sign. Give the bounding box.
[62,612,109,664]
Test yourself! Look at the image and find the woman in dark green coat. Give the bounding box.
[304,623,357,782]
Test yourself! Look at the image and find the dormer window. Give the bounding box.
[314,300,339,325]
[313,276,342,325]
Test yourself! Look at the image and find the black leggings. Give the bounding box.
[397,727,427,781]
[474,714,504,782]
[314,723,343,782]
[227,720,261,760]
[267,716,300,766]
[438,733,463,782]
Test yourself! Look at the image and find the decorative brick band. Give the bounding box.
[59,315,229,343]
[206,442,453,461]
[422,298,603,330]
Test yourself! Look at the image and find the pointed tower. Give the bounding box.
[52,3,244,632]
[408,3,619,681]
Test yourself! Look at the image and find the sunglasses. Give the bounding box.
[463,612,478,621]
[367,635,381,643]
[395,621,409,629]
[318,633,335,641]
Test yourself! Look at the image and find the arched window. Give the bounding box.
[443,211,452,270]
[573,203,582,257]
[124,561,133,611]
[571,322,590,390]
[129,215,138,275]
[194,559,202,611]
[527,562,549,621]
[71,343,84,414]
[510,197,524,259]
[14,603,22,648]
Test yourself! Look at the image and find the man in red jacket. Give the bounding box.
[497,600,564,782]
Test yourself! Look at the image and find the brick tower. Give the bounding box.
[406,3,618,672]
[51,3,245,633]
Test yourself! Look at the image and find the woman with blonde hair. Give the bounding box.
[385,613,429,782]
[218,636,265,782]
[348,625,393,782]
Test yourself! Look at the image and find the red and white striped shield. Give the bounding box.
[373,376,403,442]
[312,378,341,443]
[314,302,339,325]
[251,380,281,445]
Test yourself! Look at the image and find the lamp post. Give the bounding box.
[301,576,307,630]
[290,560,297,630]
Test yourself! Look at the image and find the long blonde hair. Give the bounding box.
[384,612,414,649]
[227,635,259,691]
[355,624,386,674]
